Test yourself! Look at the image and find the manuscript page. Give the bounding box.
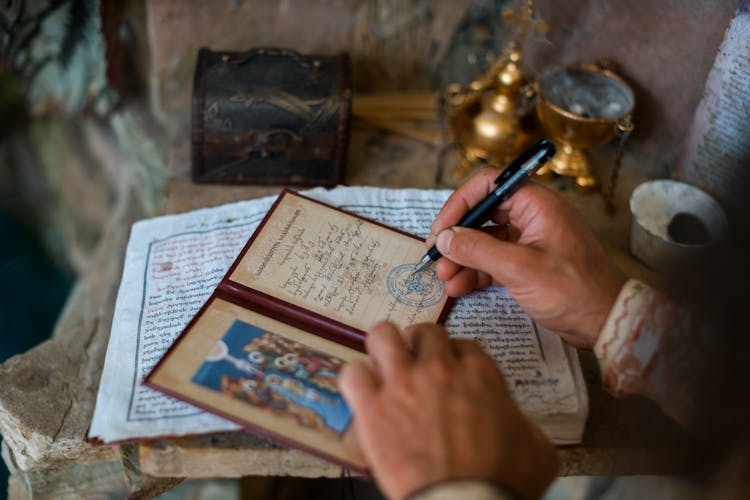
[229,191,448,331]
[89,186,586,444]
[674,3,750,221]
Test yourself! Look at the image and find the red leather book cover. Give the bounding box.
[145,189,453,470]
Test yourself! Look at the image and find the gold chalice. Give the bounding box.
[535,63,635,191]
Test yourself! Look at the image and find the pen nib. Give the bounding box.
[411,254,433,276]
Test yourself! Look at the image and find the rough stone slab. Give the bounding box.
[0,107,167,474]
[135,366,696,478]
[0,183,145,472]
[3,440,181,500]
[156,479,241,500]
[138,433,340,478]
[138,429,691,479]
[9,458,133,500]
[0,340,119,473]
[7,474,25,500]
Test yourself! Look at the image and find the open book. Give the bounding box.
[145,190,452,468]
[89,186,587,468]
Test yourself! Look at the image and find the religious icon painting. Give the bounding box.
[191,319,352,436]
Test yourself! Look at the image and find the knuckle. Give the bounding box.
[371,320,397,335]
[502,247,538,276]
[454,338,481,354]
[451,229,481,256]
[475,166,502,180]
[422,356,453,383]
[469,351,503,378]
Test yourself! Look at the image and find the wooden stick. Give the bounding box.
[353,116,442,146]
[352,93,439,120]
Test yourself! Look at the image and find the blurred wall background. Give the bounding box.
[0,1,737,498]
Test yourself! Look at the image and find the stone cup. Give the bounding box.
[629,180,728,272]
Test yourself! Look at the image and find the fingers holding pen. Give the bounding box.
[427,222,511,247]
[434,226,539,290]
[430,167,504,235]
[428,223,509,295]
[440,266,495,297]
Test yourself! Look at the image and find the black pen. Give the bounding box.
[411,138,556,275]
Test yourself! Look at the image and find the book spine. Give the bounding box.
[216,281,367,353]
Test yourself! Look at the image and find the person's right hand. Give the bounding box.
[428,169,626,349]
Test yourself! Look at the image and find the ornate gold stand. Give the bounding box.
[440,0,547,183]
[548,142,597,191]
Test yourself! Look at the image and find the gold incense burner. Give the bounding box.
[534,63,635,191]
[444,49,539,180]
[439,0,547,183]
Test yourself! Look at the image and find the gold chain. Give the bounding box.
[603,115,634,213]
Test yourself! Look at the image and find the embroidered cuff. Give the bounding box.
[594,279,655,395]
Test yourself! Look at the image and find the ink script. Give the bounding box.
[230,192,448,330]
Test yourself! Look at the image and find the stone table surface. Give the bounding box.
[0,129,695,498]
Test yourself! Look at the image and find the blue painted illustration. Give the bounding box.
[191,320,351,435]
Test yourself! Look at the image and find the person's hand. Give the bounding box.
[427,169,626,348]
[339,322,558,500]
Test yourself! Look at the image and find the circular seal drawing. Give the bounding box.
[387,263,445,307]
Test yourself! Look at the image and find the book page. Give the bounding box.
[89,197,281,442]
[90,186,585,444]
[674,2,750,224]
[229,191,448,331]
[446,288,580,417]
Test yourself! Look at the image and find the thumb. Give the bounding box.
[435,226,539,286]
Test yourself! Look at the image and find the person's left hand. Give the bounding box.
[339,322,558,500]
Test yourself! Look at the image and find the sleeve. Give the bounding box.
[593,279,722,431]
